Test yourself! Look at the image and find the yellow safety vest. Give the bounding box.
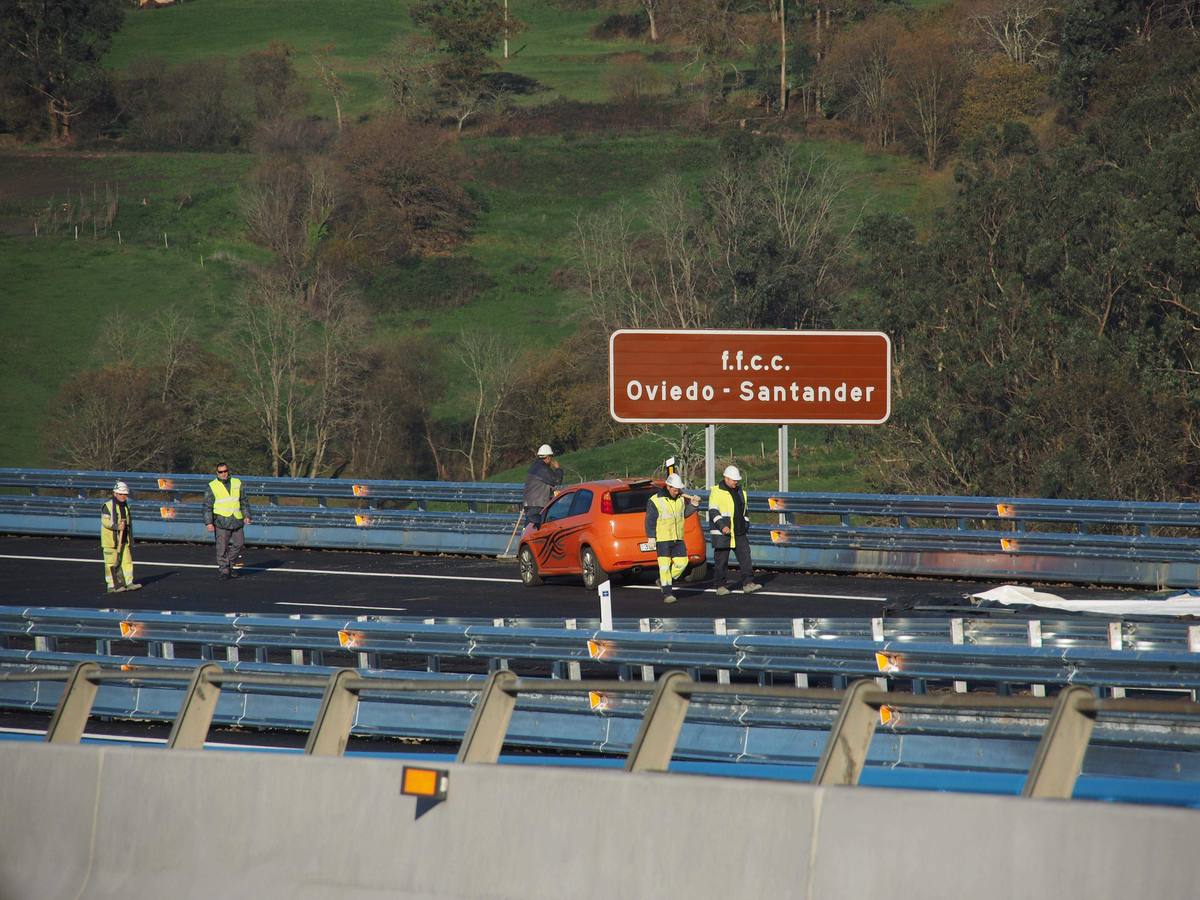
[708,483,749,548]
[209,478,244,520]
[100,499,131,551]
[650,493,687,543]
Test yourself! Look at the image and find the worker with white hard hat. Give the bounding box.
[522,443,563,528]
[100,480,142,594]
[708,464,761,596]
[645,471,701,604]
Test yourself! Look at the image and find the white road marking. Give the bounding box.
[0,553,889,602]
[276,602,410,612]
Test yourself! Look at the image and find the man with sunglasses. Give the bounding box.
[204,463,253,580]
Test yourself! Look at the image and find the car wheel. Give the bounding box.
[519,546,543,586]
[580,546,608,590]
[683,561,709,583]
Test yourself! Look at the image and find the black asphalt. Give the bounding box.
[0,535,1138,620]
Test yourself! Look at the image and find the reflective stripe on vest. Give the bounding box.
[650,493,686,543]
[209,478,243,519]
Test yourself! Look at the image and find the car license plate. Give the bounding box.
[639,541,655,552]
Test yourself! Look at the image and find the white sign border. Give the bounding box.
[608,328,892,425]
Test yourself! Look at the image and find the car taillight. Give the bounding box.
[601,492,613,514]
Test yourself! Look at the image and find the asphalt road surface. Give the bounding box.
[0,535,1138,620]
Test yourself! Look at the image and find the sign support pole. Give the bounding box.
[778,424,789,524]
[705,425,715,490]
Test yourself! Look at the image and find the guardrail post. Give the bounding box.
[1021,685,1096,800]
[161,610,175,660]
[1107,623,1126,698]
[951,618,967,693]
[792,619,809,688]
[167,662,223,750]
[45,662,101,745]
[304,669,361,757]
[488,618,506,673]
[626,670,691,773]
[457,670,518,764]
[566,619,581,680]
[640,618,655,682]
[871,618,886,690]
[1028,620,1045,697]
[289,614,304,665]
[812,679,880,787]
[1190,625,1200,702]
[715,619,730,685]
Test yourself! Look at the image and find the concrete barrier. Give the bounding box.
[1,742,1198,899]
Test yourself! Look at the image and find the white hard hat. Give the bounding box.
[665,473,685,490]
[537,444,554,457]
[723,465,742,482]
[113,481,130,495]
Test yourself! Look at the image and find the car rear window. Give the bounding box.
[611,488,655,514]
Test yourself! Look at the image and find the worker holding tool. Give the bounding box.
[645,473,701,604]
[709,465,762,596]
[204,462,252,580]
[101,481,141,594]
[521,444,563,528]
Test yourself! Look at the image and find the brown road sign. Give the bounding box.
[609,329,891,424]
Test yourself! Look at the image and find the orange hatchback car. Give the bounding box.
[518,479,708,589]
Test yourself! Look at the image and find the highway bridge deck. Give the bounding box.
[0,534,1136,619]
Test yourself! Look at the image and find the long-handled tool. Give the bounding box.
[498,509,525,560]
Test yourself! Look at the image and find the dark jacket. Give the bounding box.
[708,480,749,550]
[203,478,253,531]
[522,459,563,508]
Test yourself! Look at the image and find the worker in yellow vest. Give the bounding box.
[644,472,701,604]
[204,462,253,580]
[100,481,142,593]
[708,465,762,596]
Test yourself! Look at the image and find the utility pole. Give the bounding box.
[504,0,509,59]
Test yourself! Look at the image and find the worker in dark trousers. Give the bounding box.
[101,481,142,593]
[645,473,701,604]
[709,465,762,596]
[522,443,563,527]
[204,462,253,580]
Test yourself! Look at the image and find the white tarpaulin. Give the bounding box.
[970,584,1200,617]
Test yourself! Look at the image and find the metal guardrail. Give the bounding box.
[4,468,1200,585]
[4,607,1200,695]
[4,660,1199,801]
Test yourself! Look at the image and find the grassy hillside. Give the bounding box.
[0,1,955,480]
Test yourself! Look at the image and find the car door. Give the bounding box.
[527,490,579,573]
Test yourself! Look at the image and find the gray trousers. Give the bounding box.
[713,541,753,588]
[215,526,244,575]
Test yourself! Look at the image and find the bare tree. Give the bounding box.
[451,328,521,480]
[895,27,965,169]
[235,270,367,477]
[313,46,348,132]
[969,1,1057,66]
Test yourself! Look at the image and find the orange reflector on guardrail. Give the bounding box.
[588,691,609,711]
[159,507,176,520]
[352,484,370,497]
[354,515,373,527]
[875,651,901,673]
[1001,538,1019,552]
[879,705,896,726]
[587,640,610,660]
[401,766,448,800]
[768,497,783,511]
[120,622,144,639]
[770,530,786,543]
[338,630,364,649]
[157,478,175,490]
[996,503,1015,518]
